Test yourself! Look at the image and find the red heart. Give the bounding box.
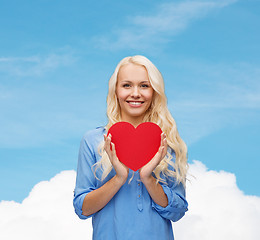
[107,122,162,171]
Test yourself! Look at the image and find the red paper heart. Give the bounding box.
[107,122,162,171]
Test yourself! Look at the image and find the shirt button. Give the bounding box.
[138,195,140,198]
[138,183,140,186]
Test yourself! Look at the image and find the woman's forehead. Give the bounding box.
[117,64,149,82]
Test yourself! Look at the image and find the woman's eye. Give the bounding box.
[141,84,149,88]
[123,84,131,88]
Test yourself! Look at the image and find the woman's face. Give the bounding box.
[116,63,154,124]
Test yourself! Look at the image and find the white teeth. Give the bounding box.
[128,102,142,105]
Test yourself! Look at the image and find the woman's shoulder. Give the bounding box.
[79,126,106,153]
[81,126,107,145]
[83,126,106,138]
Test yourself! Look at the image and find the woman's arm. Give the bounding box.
[82,133,129,216]
[151,180,188,222]
[73,130,128,219]
[140,132,168,207]
[82,175,125,216]
[142,175,168,207]
[140,132,188,222]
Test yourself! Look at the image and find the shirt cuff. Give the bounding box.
[74,192,94,220]
[151,184,188,213]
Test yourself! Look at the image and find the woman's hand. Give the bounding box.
[139,132,168,182]
[104,133,129,184]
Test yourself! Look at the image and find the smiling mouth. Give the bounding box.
[126,101,144,105]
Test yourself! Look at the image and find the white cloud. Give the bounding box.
[0,56,40,63]
[94,0,238,50]
[0,160,259,240]
[0,53,76,76]
[175,161,260,240]
[0,171,92,240]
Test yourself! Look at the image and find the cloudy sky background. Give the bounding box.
[0,0,259,239]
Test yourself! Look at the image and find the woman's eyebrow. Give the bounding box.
[121,80,150,83]
[120,80,131,83]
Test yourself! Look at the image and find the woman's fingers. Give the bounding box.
[158,132,167,160]
[103,133,129,182]
[136,136,166,166]
[162,136,167,158]
[161,132,166,145]
[104,133,113,159]
[160,132,164,146]
[107,134,112,151]
[103,134,108,151]
[148,132,166,164]
[104,134,120,164]
[111,142,117,158]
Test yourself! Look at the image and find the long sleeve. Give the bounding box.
[73,131,98,220]
[151,180,188,222]
[151,148,188,222]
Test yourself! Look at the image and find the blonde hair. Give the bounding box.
[93,55,188,186]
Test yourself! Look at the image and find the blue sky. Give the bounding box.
[0,0,259,202]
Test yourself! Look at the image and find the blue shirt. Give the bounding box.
[73,126,188,240]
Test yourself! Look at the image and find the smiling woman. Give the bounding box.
[73,55,188,240]
[116,63,154,127]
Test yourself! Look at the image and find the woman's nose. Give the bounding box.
[131,86,141,97]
